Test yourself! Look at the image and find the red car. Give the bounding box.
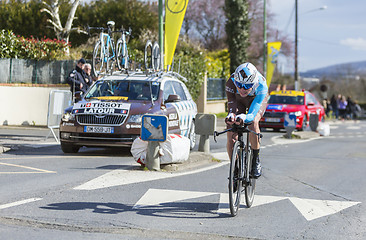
[259,90,325,131]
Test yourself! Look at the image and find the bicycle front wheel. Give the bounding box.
[92,40,105,76]
[244,147,256,207]
[229,140,242,217]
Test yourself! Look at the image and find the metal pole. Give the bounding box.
[263,0,267,76]
[294,0,299,91]
[158,0,164,71]
[9,58,12,83]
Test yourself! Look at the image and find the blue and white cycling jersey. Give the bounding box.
[226,72,268,123]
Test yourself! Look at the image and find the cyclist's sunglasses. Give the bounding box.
[235,81,254,90]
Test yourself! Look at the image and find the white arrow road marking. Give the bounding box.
[132,189,361,221]
[74,162,228,190]
[0,198,42,210]
[289,197,361,221]
[133,188,217,209]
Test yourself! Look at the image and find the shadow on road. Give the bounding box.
[40,201,231,219]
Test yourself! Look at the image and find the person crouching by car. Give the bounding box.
[66,58,88,95]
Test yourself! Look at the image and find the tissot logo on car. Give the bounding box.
[78,102,126,109]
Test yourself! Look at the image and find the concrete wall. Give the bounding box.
[196,74,227,114]
[0,85,69,126]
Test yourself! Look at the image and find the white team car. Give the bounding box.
[59,71,197,153]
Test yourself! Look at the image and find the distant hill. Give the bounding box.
[301,60,366,79]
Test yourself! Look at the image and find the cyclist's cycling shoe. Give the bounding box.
[251,160,262,179]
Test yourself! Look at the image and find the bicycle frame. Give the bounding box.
[99,32,115,63]
[239,129,253,186]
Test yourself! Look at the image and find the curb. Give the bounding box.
[161,151,219,172]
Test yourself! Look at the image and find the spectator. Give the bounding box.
[83,63,94,89]
[338,95,348,120]
[346,96,356,119]
[323,98,332,118]
[66,58,88,94]
[354,101,362,119]
[330,94,338,119]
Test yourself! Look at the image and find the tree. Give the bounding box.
[183,0,226,50]
[225,0,250,73]
[0,0,54,39]
[41,0,83,48]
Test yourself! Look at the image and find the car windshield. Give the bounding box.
[268,95,304,105]
[84,80,160,101]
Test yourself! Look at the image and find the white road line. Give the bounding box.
[74,162,228,190]
[0,162,56,174]
[346,126,361,130]
[0,198,42,210]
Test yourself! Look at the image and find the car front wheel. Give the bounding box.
[300,115,308,131]
[61,142,80,153]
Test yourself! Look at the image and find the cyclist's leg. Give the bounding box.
[248,94,268,149]
[226,131,237,160]
[248,94,268,177]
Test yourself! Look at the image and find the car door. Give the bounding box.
[171,80,197,137]
[162,80,181,134]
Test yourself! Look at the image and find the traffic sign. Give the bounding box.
[284,113,296,127]
[141,114,168,141]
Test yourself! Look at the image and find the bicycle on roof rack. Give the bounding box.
[88,21,133,76]
[115,27,132,73]
[214,121,263,216]
[144,40,161,72]
[88,21,117,77]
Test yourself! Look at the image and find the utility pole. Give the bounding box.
[158,0,164,70]
[294,0,299,90]
[263,0,267,76]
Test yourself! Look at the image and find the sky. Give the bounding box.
[269,0,366,72]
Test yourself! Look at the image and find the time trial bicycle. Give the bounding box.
[214,121,263,216]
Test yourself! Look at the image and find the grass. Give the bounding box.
[215,112,228,118]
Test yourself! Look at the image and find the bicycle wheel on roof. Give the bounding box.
[92,40,105,76]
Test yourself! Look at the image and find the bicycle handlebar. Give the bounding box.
[213,123,263,143]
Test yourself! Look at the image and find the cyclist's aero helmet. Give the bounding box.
[234,62,258,89]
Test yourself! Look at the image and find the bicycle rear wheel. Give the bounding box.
[116,39,128,71]
[92,40,105,76]
[244,147,256,207]
[229,140,242,216]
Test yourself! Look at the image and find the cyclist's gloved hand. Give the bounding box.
[235,114,246,125]
[225,112,236,125]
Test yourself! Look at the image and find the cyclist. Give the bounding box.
[225,62,269,178]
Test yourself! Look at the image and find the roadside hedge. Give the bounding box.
[0,29,69,60]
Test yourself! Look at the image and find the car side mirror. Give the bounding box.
[165,94,181,103]
[307,101,315,106]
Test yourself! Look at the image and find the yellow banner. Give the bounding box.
[266,41,282,87]
[164,0,189,70]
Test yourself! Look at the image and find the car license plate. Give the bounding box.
[84,126,114,133]
[265,118,281,123]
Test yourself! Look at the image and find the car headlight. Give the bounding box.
[293,111,302,117]
[127,114,143,123]
[61,112,75,122]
